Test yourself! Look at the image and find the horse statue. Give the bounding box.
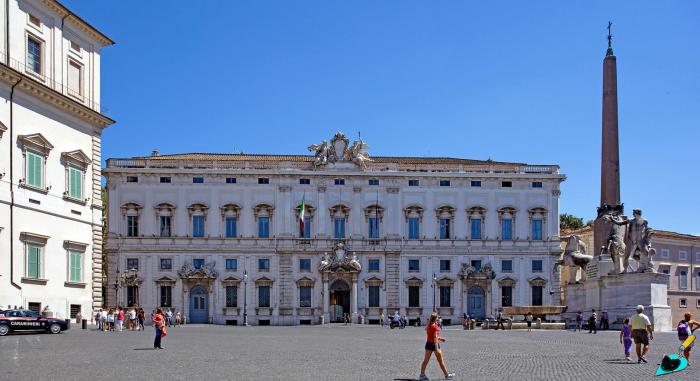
[560,235,594,284]
[348,140,372,170]
[308,140,329,167]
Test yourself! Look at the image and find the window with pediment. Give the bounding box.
[435,205,455,239]
[61,150,90,202]
[467,206,486,240]
[329,204,350,239]
[154,203,176,237]
[18,134,53,191]
[188,203,208,237]
[121,203,142,237]
[253,204,274,238]
[220,203,241,238]
[294,202,316,238]
[528,207,547,241]
[364,204,384,239]
[403,205,424,239]
[498,206,517,240]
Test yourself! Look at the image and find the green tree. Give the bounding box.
[560,213,584,231]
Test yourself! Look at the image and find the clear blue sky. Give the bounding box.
[65,1,700,235]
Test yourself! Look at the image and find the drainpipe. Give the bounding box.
[9,78,22,290]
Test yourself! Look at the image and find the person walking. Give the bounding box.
[496,309,505,330]
[129,308,137,330]
[116,308,125,332]
[379,312,385,327]
[175,311,182,326]
[619,317,633,361]
[601,310,609,330]
[137,308,145,331]
[631,305,653,364]
[677,312,700,365]
[588,309,597,334]
[153,308,165,350]
[95,309,103,331]
[418,312,455,381]
[107,308,115,331]
[575,311,583,332]
[526,312,533,333]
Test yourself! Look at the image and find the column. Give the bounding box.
[208,284,214,324]
[351,275,358,323]
[323,277,330,323]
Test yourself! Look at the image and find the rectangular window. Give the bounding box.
[160,285,172,307]
[27,36,42,74]
[225,258,237,270]
[299,286,312,307]
[192,215,205,237]
[70,40,80,51]
[299,258,311,272]
[439,180,450,187]
[225,217,237,238]
[408,179,419,187]
[471,260,482,271]
[368,179,379,186]
[27,302,41,313]
[532,181,543,188]
[439,218,451,239]
[226,177,236,184]
[192,177,204,183]
[160,258,172,270]
[68,166,83,199]
[334,178,345,185]
[697,271,700,291]
[26,150,44,188]
[258,177,269,184]
[258,216,270,238]
[258,286,270,307]
[333,218,345,239]
[532,260,543,273]
[368,286,380,307]
[501,286,513,307]
[471,180,481,187]
[532,286,543,306]
[126,176,138,183]
[226,286,238,307]
[29,14,41,27]
[160,176,171,183]
[408,217,420,239]
[159,216,172,237]
[299,178,310,185]
[470,218,482,239]
[408,259,420,272]
[440,259,451,272]
[26,244,42,279]
[502,181,512,187]
[258,258,270,272]
[532,219,543,240]
[368,259,380,272]
[661,249,669,258]
[193,258,204,269]
[67,60,82,97]
[368,217,379,239]
[68,250,82,282]
[680,270,688,289]
[679,298,687,308]
[501,260,513,273]
[70,304,81,319]
[408,286,420,307]
[126,258,139,270]
[439,286,451,307]
[679,251,688,260]
[299,217,312,238]
[501,218,512,240]
[126,216,139,237]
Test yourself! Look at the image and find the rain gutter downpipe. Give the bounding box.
[9,78,22,290]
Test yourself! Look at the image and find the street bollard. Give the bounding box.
[82,319,87,330]
[507,319,513,330]
[536,317,542,329]
[320,315,325,325]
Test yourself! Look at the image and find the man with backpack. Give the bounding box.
[678,312,700,364]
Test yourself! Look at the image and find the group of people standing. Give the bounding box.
[93,307,182,332]
[573,309,610,333]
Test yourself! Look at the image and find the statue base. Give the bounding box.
[564,271,671,332]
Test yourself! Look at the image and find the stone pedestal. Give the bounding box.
[565,272,671,331]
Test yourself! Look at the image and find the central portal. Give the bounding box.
[330,279,351,322]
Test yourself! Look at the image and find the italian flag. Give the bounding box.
[299,195,306,237]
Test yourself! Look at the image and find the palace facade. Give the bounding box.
[0,1,114,318]
[104,133,565,325]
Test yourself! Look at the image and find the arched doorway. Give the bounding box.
[330,279,350,322]
[467,285,485,319]
[189,285,209,324]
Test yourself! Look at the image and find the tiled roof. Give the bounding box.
[135,153,523,166]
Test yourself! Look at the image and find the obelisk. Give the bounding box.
[594,22,621,257]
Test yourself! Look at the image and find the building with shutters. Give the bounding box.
[104,132,565,325]
[0,0,114,319]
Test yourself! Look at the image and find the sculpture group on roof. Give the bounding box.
[308,132,373,170]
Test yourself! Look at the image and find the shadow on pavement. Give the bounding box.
[603,359,641,365]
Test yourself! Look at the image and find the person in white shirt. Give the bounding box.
[630,305,654,364]
[129,309,137,330]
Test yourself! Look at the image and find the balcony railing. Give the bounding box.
[0,51,107,114]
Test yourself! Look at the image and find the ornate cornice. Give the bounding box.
[37,0,115,46]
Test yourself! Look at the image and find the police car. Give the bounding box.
[0,309,70,336]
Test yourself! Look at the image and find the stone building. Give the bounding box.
[563,226,700,324]
[0,1,114,318]
[104,132,565,325]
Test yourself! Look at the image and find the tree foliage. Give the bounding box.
[560,213,584,231]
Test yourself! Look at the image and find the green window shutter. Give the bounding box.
[27,245,41,278]
[26,151,43,188]
[69,167,83,199]
[69,251,82,282]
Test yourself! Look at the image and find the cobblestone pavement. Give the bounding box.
[1,324,698,381]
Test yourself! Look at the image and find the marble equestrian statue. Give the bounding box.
[598,204,629,275]
[560,235,594,284]
[625,209,656,273]
[308,140,329,167]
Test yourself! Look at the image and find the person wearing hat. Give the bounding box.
[631,305,654,364]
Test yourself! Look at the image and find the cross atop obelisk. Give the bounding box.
[600,21,620,208]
